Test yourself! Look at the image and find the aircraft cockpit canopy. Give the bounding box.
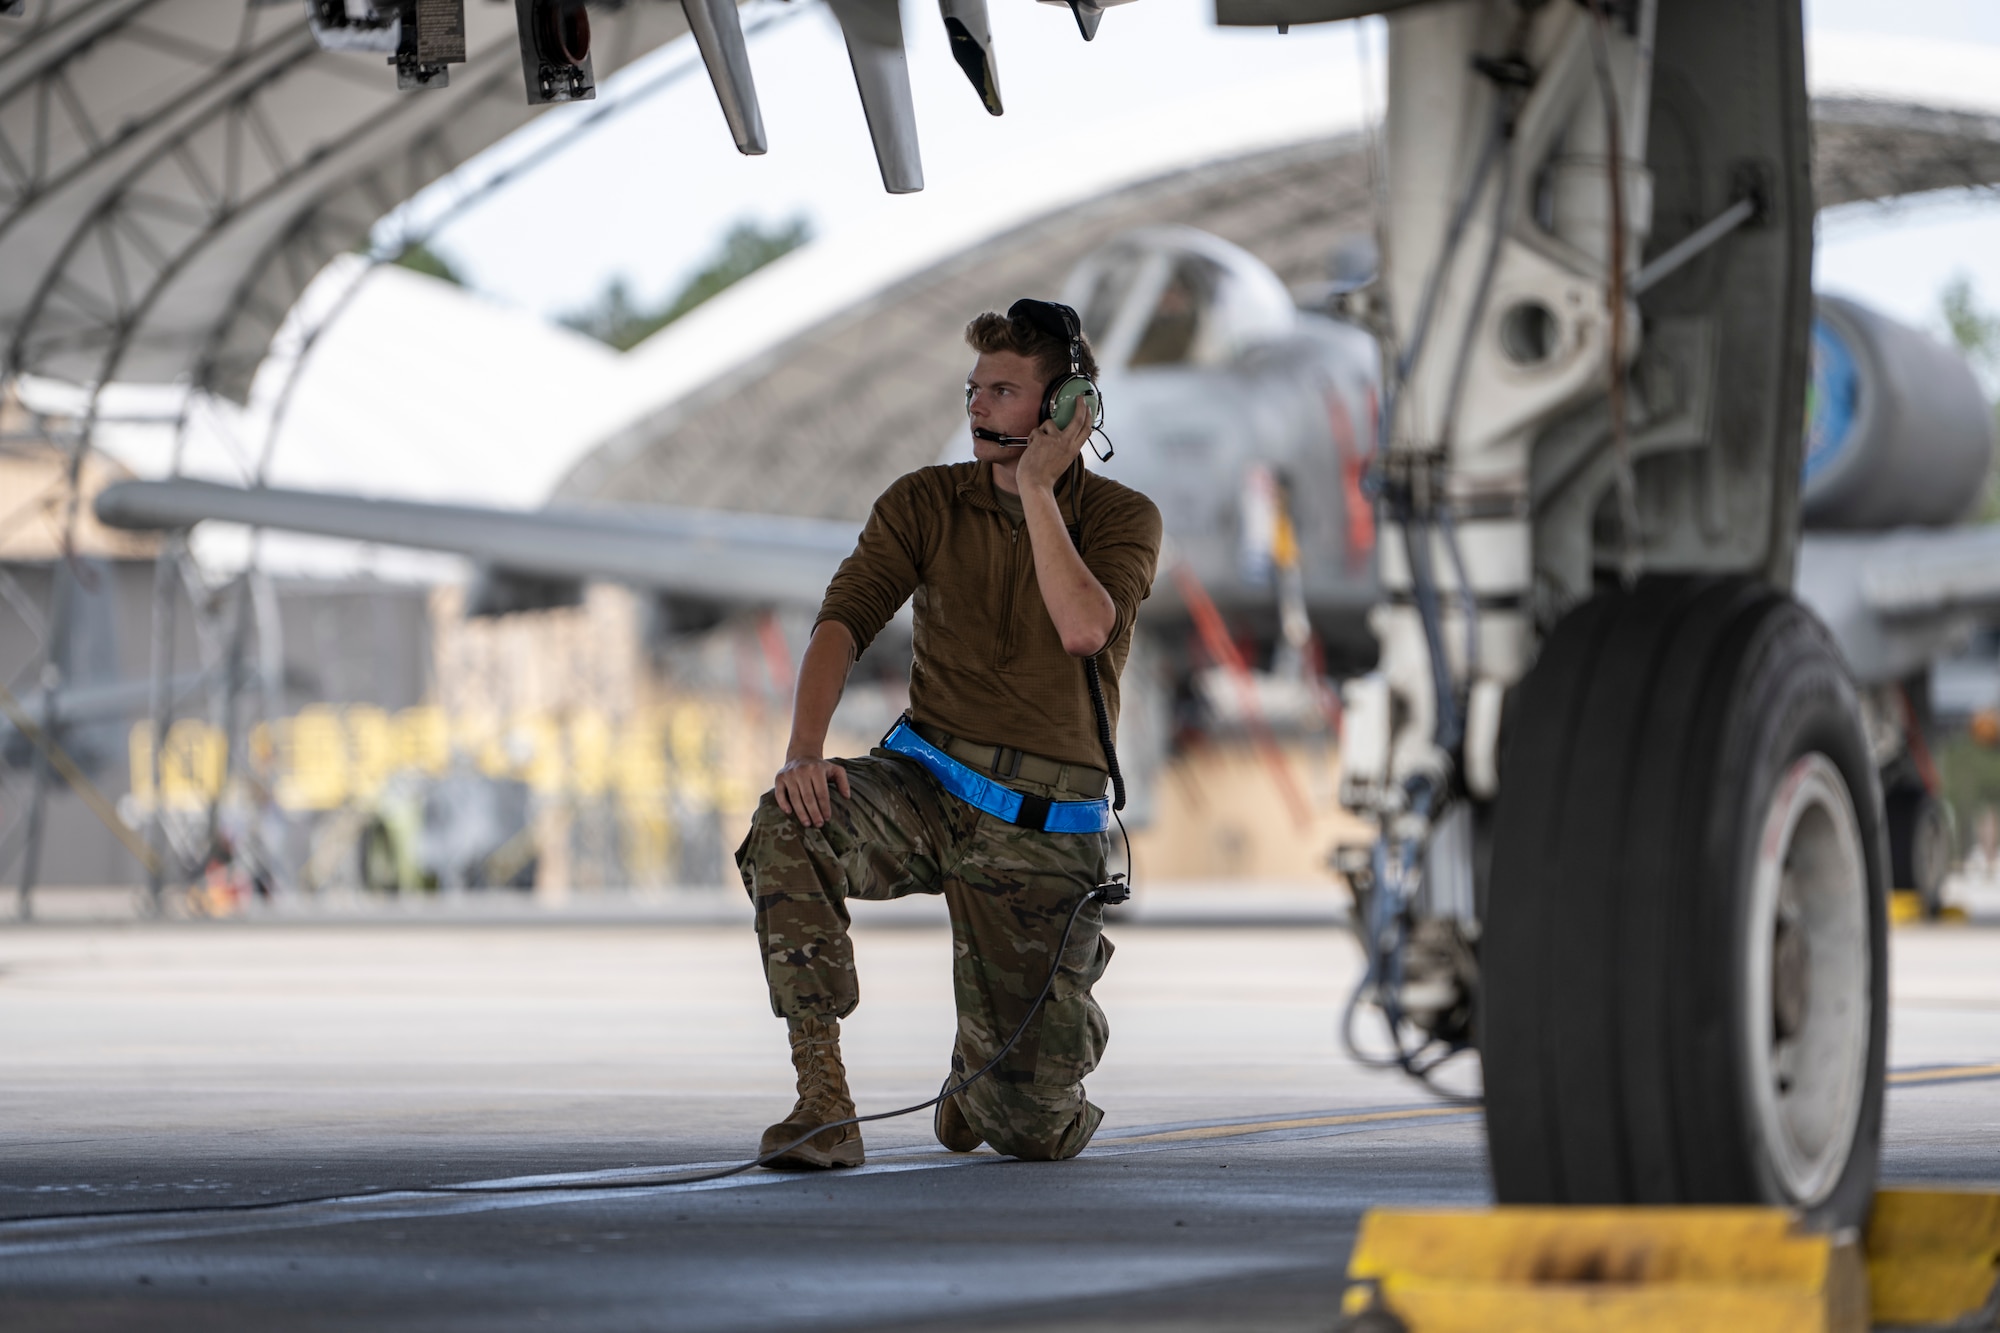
[1064,226,1297,372]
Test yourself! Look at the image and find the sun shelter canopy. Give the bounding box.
[551,94,2000,525]
[2,0,1998,411]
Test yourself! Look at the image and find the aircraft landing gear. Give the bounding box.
[1887,783,1954,919]
[1331,0,1857,1228]
[1481,578,1888,1229]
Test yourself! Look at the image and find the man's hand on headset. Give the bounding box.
[1016,393,1096,494]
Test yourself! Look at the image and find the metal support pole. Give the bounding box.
[249,567,287,897]
[144,531,185,916]
[16,654,58,919]
[16,406,97,917]
[201,570,255,866]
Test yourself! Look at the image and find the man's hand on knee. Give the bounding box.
[773,756,851,828]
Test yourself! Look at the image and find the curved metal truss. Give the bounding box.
[0,0,710,910]
[0,0,694,398]
[4,0,1999,403]
[1812,94,2000,211]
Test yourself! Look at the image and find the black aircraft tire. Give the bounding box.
[1886,785,1953,919]
[1483,578,1888,1229]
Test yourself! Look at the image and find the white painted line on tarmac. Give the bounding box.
[7,1059,1984,1259]
[0,1103,1482,1258]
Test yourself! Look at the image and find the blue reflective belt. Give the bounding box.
[882,721,1112,835]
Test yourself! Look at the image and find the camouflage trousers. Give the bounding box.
[735,749,1113,1161]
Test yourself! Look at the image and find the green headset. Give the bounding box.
[969,298,1110,455]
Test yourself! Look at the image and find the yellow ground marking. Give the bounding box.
[1113,1061,1995,1151]
[1888,1061,2000,1086]
[1111,1105,1470,1147]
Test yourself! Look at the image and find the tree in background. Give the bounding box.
[1942,272,2000,385]
[1938,272,2000,523]
[1936,273,2000,869]
[391,241,468,287]
[564,277,648,348]
[562,216,814,352]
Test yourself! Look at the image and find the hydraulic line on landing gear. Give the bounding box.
[1338,469,1483,1102]
[1337,776,1480,1107]
[1334,22,1545,1113]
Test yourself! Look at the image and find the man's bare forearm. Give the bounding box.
[787,620,857,760]
[1020,483,1116,656]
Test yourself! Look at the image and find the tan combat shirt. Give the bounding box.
[815,459,1163,771]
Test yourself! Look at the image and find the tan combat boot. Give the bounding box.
[933,1075,984,1153]
[759,1015,864,1169]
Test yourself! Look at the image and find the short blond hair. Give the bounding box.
[965,308,1099,386]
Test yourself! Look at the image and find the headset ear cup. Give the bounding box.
[1047,376,1101,431]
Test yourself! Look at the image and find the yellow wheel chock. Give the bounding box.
[1336,1189,2000,1332]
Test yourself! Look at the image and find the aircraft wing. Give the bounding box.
[1797,526,2000,685]
[94,479,857,609]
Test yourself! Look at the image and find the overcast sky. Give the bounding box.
[396,0,2000,336]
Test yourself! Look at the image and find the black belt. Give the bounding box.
[907,721,1107,801]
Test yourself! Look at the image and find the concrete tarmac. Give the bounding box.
[1,887,1996,1331]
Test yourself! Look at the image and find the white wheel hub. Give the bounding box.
[1745,753,1872,1207]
